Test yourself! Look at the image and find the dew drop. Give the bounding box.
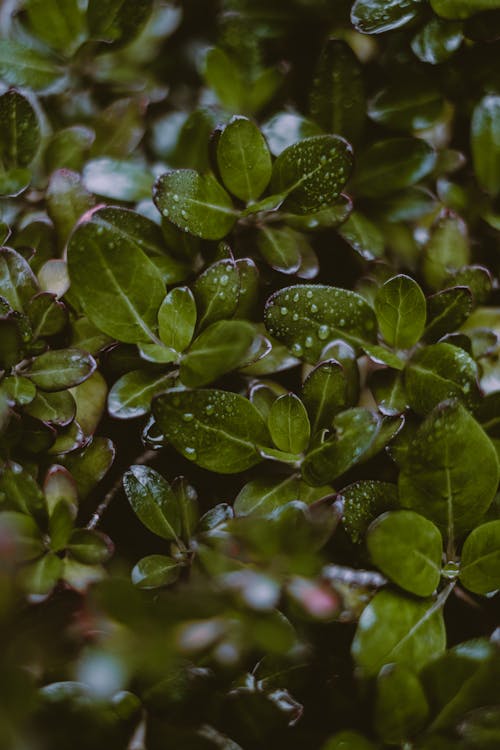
[205,403,215,415]
[182,412,194,422]
[310,303,318,314]
[280,306,288,316]
[293,292,299,303]
[305,336,314,348]
[318,324,330,340]
[291,343,303,356]
[306,290,313,299]
[184,447,197,459]
[173,194,179,202]
[220,274,229,286]
[292,313,299,321]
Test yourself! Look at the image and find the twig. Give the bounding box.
[86,449,157,530]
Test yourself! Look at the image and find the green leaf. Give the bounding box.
[423,212,470,290]
[0,247,38,311]
[87,0,154,48]
[46,170,95,250]
[351,590,446,677]
[351,0,425,34]
[25,390,76,426]
[67,208,166,344]
[27,293,67,340]
[0,41,65,92]
[368,77,444,131]
[20,553,63,596]
[158,286,196,352]
[302,359,350,433]
[309,39,365,143]
[180,320,255,387]
[44,125,95,173]
[193,257,240,330]
[460,521,500,594]
[0,511,44,562]
[1,375,36,406]
[257,226,304,275]
[405,343,479,415]
[25,349,96,392]
[68,529,113,565]
[353,138,436,198]
[0,462,46,519]
[302,408,380,486]
[234,475,330,517]
[411,18,463,64]
[268,393,311,454]
[123,465,181,541]
[431,0,500,20]
[108,370,175,420]
[264,285,377,364]
[370,369,408,416]
[398,400,499,537]
[216,116,272,202]
[131,555,181,589]
[367,510,443,596]
[374,664,430,744]
[471,95,500,197]
[60,437,115,498]
[0,89,41,171]
[203,47,245,112]
[424,287,473,342]
[375,274,426,349]
[342,480,399,543]
[337,211,384,261]
[0,167,32,197]
[153,170,237,240]
[24,0,88,56]
[153,389,270,473]
[270,135,353,214]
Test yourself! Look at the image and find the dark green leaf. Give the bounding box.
[471,95,500,196]
[180,320,255,387]
[405,343,479,415]
[46,170,95,250]
[25,349,96,392]
[337,212,384,261]
[60,437,115,498]
[351,590,446,677]
[25,390,76,426]
[0,247,38,311]
[398,400,499,537]
[375,274,426,349]
[44,125,95,173]
[264,285,377,364]
[351,0,424,34]
[302,359,349,433]
[67,208,166,344]
[234,475,330,517]
[411,18,463,64]
[374,664,430,744]
[460,520,500,594]
[431,0,500,20]
[423,212,470,290]
[83,158,153,202]
[24,0,87,56]
[193,257,240,330]
[0,41,64,92]
[158,286,196,352]
[0,89,40,170]
[353,138,436,198]
[367,510,442,596]
[153,389,270,473]
[257,226,305,275]
[262,112,322,156]
[203,47,245,112]
[108,370,175,420]
[68,529,113,564]
[268,393,311,454]
[20,553,63,595]
[131,554,181,589]
[123,465,181,541]
[309,39,365,143]
[87,0,154,48]
[153,170,237,240]
[368,78,444,131]
[370,369,408,416]
[424,287,473,342]
[342,480,399,543]
[270,135,353,214]
[217,116,272,202]
[322,732,376,750]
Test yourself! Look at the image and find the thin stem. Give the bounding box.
[86,449,157,530]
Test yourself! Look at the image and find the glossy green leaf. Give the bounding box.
[262,112,322,156]
[60,437,115,498]
[0,41,64,92]
[123,465,181,541]
[203,47,245,112]
[153,170,236,240]
[411,18,463,64]
[351,0,424,34]
[27,293,68,339]
[217,116,272,202]
[374,664,430,744]
[460,521,500,594]
[234,475,330,517]
[270,135,353,214]
[424,287,473,342]
[25,349,96,392]
[368,79,444,131]
[158,286,196,352]
[405,343,479,415]
[21,553,63,595]
[153,389,270,473]
[370,369,408,416]
[337,212,384,261]
[264,285,377,364]
[131,555,181,589]
[302,359,349,433]
[367,510,442,596]
[471,95,500,196]
[180,320,254,387]
[375,274,426,349]
[25,0,87,56]
[310,39,365,143]
[0,89,40,172]
[193,257,240,330]
[353,138,436,198]
[67,208,166,344]
[68,529,113,565]
[108,370,174,420]
[0,247,38,311]
[257,226,304,275]
[398,400,499,537]
[342,480,399,543]
[351,590,446,677]
[87,0,154,48]
[25,390,76,426]
[268,393,310,454]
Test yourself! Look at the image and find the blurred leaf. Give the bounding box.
[0,41,65,92]
[353,138,436,197]
[471,95,500,196]
[460,520,500,594]
[374,664,429,744]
